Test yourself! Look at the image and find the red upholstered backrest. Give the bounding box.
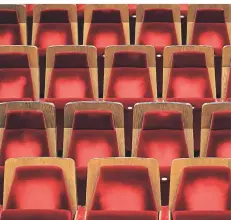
[207,111,231,158]
[47,52,94,99]
[192,9,230,55]
[138,8,178,53]
[167,51,213,98]
[6,166,72,211]
[0,53,34,100]
[86,210,158,220]
[35,9,73,49]
[72,110,114,130]
[173,166,231,211]
[0,167,4,204]
[90,165,157,211]
[5,110,46,129]
[1,210,72,220]
[0,10,21,45]
[86,9,126,53]
[107,51,153,98]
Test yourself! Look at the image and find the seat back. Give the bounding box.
[104,45,156,100]
[3,158,77,217]
[0,46,39,101]
[45,46,98,100]
[136,5,181,54]
[201,102,231,158]
[187,5,231,56]
[222,46,231,100]
[0,102,56,165]
[86,158,161,212]
[84,5,129,55]
[169,158,231,213]
[163,45,216,101]
[32,5,77,49]
[0,5,27,45]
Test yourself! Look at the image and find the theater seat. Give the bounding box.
[0,110,50,165]
[64,102,124,206]
[4,158,77,216]
[104,46,156,152]
[173,211,231,220]
[173,166,231,211]
[1,210,71,220]
[163,46,216,152]
[0,47,38,102]
[0,5,26,45]
[45,46,97,153]
[85,5,129,55]
[86,210,158,220]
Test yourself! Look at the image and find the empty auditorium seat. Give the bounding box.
[44,46,98,152]
[32,5,78,97]
[136,5,181,97]
[0,5,27,45]
[200,102,231,158]
[104,45,157,152]
[222,46,231,101]
[1,210,71,220]
[187,5,231,97]
[84,5,129,55]
[0,46,39,102]
[85,158,161,219]
[170,158,231,220]
[132,102,193,205]
[64,101,125,206]
[163,46,216,152]
[3,158,77,217]
[0,102,56,165]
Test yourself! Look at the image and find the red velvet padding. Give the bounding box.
[35,24,73,49]
[1,210,71,220]
[173,211,231,220]
[138,23,177,54]
[0,69,35,99]
[0,166,4,205]
[47,68,93,98]
[90,166,157,211]
[0,25,22,45]
[173,166,231,211]
[6,166,72,213]
[166,68,213,99]
[86,210,158,220]
[86,23,126,55]
[107,68,154,98]
[210,111,231,130]
[0,53,29,68]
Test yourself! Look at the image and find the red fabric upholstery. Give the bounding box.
[138,9,178,54]
[173,166,231,211]
[0,10,22,45]
[191,9,230,56]
[86,9,126,55]
[90,166,157,211]
[0,167,4,205]
[0,110,49,165]
[137,111,188,205]
[1,210,71,220]
[207,111,231,158]
[86,210,158,220]
[68,110,119,205]
[173,211,231,220]
[6,166,72,212]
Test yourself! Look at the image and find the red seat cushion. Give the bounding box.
[138,9,178,54]
[90,166,157,211]
[6,166,72,212]
[86,9,126,55]
[191,9,230,56]
[1,210,71,220]
[86,210,158,220]
[207,111,231,158]
[173,166,231,211]
[173,211,231,220]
